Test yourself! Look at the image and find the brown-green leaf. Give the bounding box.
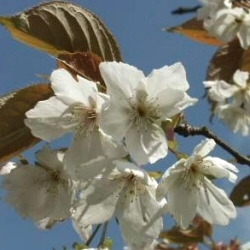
[0,84,53,162]
[166,18,223,46]
[230,175,250,207]
[0,1,122,61]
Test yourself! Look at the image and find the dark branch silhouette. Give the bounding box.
[171,5,201,15]
[174,123,250,166]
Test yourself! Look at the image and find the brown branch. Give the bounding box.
[174,123,250,166]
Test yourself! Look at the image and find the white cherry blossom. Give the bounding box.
[204,7,250,49]
[157,138,238,228]
[204,70,250,101]
[99,62,197,165]
[197,0,232,20]
[25,68,110,166]
[2,146,76,221]
[73,160,166,249]
[204,70,250,135]
[215,103,250,136]
[204,79,238,103]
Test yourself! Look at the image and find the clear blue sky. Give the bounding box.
[0,0,249,249]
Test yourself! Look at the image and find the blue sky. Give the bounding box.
[0,0,250,249]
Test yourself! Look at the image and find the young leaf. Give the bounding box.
[166,18,223,46]
[0,1,122,61]
[230,175,250,207]
[0,84,53,162]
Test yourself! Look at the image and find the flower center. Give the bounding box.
[70,102,98,136]
[129,90,161,131]
[182,164,204,191]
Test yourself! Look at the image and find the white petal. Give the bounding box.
[146,63,190,95]
[115,160,156,186]
[3,148,74,221]
[118,184,164,249]
[99,132,128,159]
[238,22,250,49]
[99,62,145,98]
[65,130,106,169]
[156,160,186,199]
[166,173,198,228]
[156,88,185,117]
[73,177,122,226]
[25,96,71,141]
[126,123,168,165]
[201,156,238,182]
[72,219,92,241]
[193,138,216,158]
[35,145,65,170]
[3,165,57,220]
[51,68,97,105]
[0,162,17,175]
[157,90,197,118]
[48,180,74,220]
[100,98,132,140]
[204,80,238,102]
[68,157,115,181]
[197,178,236,225]
[233,70,249,88]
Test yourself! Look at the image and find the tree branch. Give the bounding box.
[174,123,250,166]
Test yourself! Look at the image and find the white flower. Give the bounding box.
[157,138,238,228]
[215,103,250,136]
[204,79,238,103]
[73,160,166,249]
[197,0,232,20]
[64,130,128,181]
[25,68,110,165]
[2,146,76,221]
[204,70,250,103]
[204,7,250,49]
[204,70,250,135]
[99,62,197,165]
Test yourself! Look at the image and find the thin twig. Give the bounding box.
[174,123,250,166]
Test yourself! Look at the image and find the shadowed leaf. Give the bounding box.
[230,175,250,206]
[206,39,244,82]
[0,1,122,61]
[0,84,53,162]
[57,51,105,90]
[166,18,223,46]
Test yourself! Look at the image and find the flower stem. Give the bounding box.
[98,221,109,247]
[85,224,101,246]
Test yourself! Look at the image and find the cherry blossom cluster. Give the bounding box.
[198,0,250,49]
[204,69,250,135]
[1,62,239,249]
